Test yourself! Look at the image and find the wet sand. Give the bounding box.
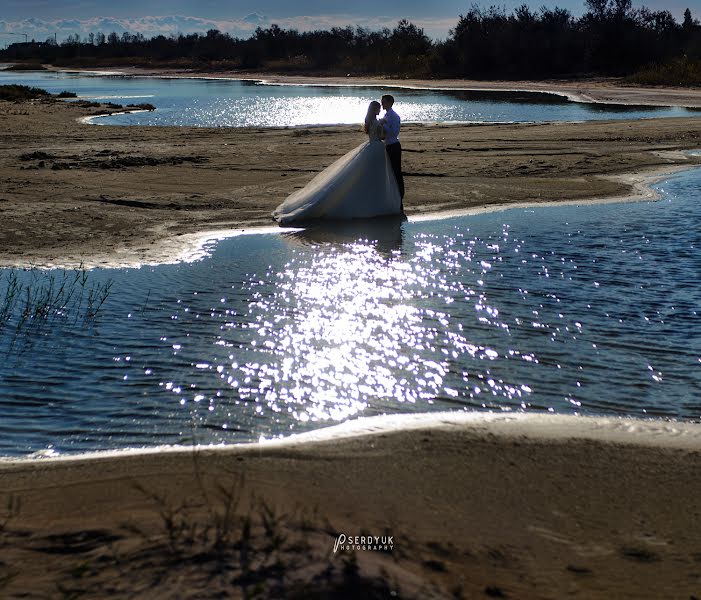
[1,413,700,599]
[1,95,701,268]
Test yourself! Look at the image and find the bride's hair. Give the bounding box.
[363,100,381,133]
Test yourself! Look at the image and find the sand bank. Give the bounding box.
[1,412,700,598]
[2,97,701,268]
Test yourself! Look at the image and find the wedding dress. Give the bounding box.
[272,120,402,224]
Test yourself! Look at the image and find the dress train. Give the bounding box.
[273,123,402,224]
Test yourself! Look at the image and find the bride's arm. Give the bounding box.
[375,120,386,139]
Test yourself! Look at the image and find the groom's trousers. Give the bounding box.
[386,142,405,206]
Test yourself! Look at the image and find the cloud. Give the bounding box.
[242,13,267,25]
[279,15,456,39]
[0,15,259,41]
[0,13,455,44]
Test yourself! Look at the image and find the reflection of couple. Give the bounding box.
[273,94,405,224]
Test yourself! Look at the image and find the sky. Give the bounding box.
[1,1,700,44]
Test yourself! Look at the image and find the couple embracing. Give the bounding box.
[367,94,405,207]
[273,94,405,224]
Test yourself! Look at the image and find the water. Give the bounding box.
[0,69,694,127]
[1,170,700,457]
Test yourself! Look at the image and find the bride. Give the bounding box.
[272,101,403,224]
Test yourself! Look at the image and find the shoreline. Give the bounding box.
[3,411,701,463]
[2,410,701,597]
[76,107,153,125]
[404,161,693,219]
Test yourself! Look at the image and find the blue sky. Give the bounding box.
[1,1,700,43]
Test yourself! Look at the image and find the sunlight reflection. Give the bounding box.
[204,222,538,428]
[152,96,480,127]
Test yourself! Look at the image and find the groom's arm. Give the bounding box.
[382,113,400,139]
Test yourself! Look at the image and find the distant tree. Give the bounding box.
[4,4,701,82]
[611,0,633,20]
[541,7,573,28]
[585,0,609,20]
[515,4,535,24]
[683,8,697,30]
[391,20,431,55]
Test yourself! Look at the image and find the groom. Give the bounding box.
[380,94,405,211]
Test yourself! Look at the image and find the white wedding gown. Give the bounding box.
[272,120,402,224]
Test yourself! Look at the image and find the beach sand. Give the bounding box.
[1,413,701,599]
[2,78,701,597]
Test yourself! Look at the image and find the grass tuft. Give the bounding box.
[0,266,113,353]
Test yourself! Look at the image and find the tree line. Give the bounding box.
[2,2,701,83]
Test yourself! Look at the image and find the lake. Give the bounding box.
[1,169,699,457]
[0,69,695,127]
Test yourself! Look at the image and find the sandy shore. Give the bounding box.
[1,95,701,268]
[1,412,700,598]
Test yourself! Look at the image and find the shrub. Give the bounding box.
[628,57,701,87]
[0,85,50,101]
[127,103,156,111]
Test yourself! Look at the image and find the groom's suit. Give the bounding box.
[382,108,405,206]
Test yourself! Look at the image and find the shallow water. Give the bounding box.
[1,170,700,457]
[0,70,694,127]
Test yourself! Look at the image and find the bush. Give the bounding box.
[57,90,78,98]
[127,102,156,111]
[628,57,701,87]
[0,85,50,101]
